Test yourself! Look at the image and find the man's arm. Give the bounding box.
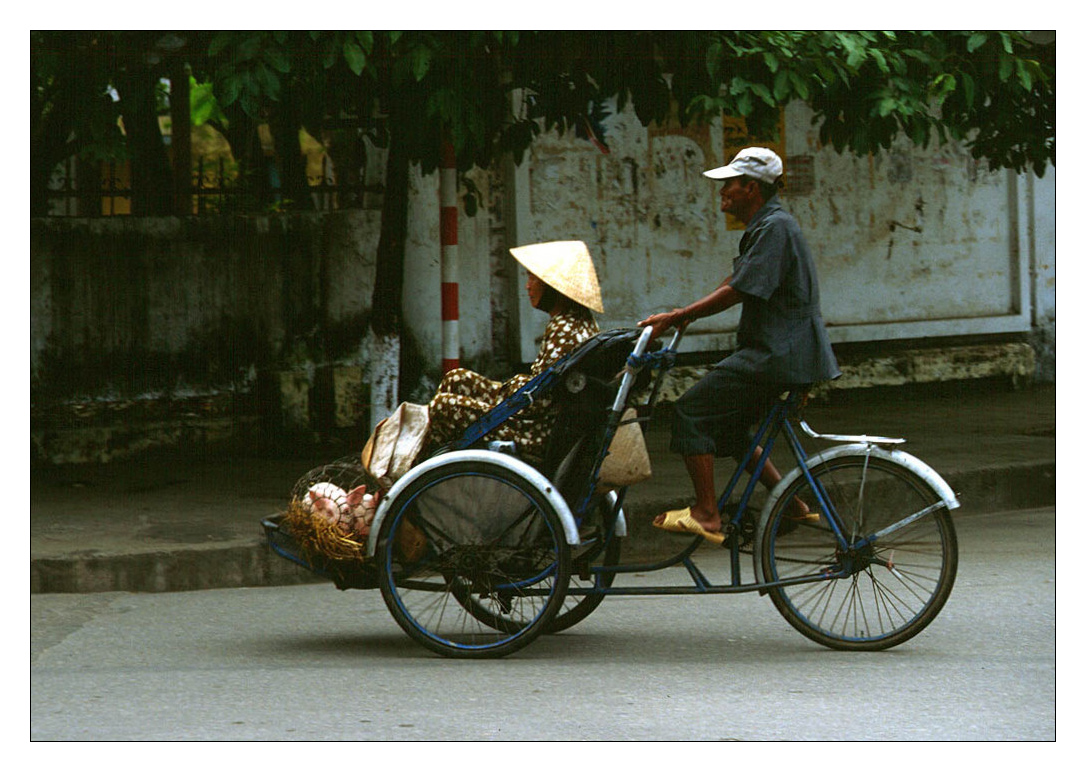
[638,276,746,340]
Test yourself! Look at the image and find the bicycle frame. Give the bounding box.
[566,388,849,598]
[559,327,955,599]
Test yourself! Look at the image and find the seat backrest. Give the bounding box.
[550,327,644,383]
[541,329,652,500]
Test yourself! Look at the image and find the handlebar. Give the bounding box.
[610,325,684,414]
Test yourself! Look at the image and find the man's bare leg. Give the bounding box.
[683,453,722,529]
[653,453,722,532]
[747,446,810,518]
[655,445,810,536]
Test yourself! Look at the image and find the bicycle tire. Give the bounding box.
[377,460,571,658]
[759,452,958,651]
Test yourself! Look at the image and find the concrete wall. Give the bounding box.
[29,170,501,463]
[31,213,378,462]
[509,102,1055,364]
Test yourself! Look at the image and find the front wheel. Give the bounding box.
[377,460,571,658]
[760,453,958,651]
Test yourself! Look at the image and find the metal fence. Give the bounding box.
[44,155,384,216]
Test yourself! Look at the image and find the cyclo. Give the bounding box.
[263,325,960,659]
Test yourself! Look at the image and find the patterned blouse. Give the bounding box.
[428,311,599,457]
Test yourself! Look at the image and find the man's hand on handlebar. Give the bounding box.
[637,309,688,342]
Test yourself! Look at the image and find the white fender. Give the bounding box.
[365,449,583,556]
[753,444,960,583]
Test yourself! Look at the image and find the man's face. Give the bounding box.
[719,176,756,217]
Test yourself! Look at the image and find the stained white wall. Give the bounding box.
[399,101,1054,376]
[507,102,1054,363]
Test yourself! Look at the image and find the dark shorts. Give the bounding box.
[669,367,798,461]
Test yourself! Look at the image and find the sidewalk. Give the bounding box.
[30,383,1056,594]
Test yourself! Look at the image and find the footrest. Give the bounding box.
[262,515,379,590]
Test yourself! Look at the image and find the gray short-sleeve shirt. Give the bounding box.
[722,197,840,384]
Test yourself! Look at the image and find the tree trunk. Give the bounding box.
[171,62,192,216]
[367,92,410,432]
[269,80,314,211]
[214,108,268,212]
[116,68,174,216]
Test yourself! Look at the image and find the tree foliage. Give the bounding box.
[30,30,1055,218]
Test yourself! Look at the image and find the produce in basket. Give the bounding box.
[303,482,376,538]
[282,457,384,563]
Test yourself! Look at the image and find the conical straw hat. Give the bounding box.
[509,240,604,313]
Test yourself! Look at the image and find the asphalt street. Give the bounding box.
[30,506,1056,742]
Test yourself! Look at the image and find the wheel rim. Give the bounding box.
[763,457,957,649]
[381,468,569,655]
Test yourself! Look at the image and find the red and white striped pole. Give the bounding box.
[439,139,460,373]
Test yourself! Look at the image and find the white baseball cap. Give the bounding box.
[703,147,783,184]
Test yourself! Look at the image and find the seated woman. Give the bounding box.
[428,240,604,458]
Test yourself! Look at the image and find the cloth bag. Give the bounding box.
[361,402,431,489]
[599,408,652,487]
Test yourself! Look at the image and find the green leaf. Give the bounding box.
[236,34,262,62]
[869,48,889,73]
[999,52,1013,82]
[930,72,956,102]
[263,47,291,74]
[967,32,987,53]
[219,73,241,106]
[961,71,975,108]
[1016,60,1032,91]
[789,71,809,101]
[910,117,930,146]
[411,45,433,81]
[343,40,366,76]
[208,32,232,58]
[706,40,723,80]
[239,90,259,118]
[354,31,374,53]
[773,68,790,100]
[840,34,866,69]
[253,63,277,99]
[190,80,225,126]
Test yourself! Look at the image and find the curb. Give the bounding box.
[30,460,1055,595]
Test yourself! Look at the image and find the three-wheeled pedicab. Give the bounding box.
[263,326,960,659]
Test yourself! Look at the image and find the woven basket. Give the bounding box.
[284,456,382,564]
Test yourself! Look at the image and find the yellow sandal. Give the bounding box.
[652,507,726,545]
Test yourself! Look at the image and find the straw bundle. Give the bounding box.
[282,499,369,563]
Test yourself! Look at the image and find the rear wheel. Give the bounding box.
[760,454,958,651]
[377,460,571,658]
